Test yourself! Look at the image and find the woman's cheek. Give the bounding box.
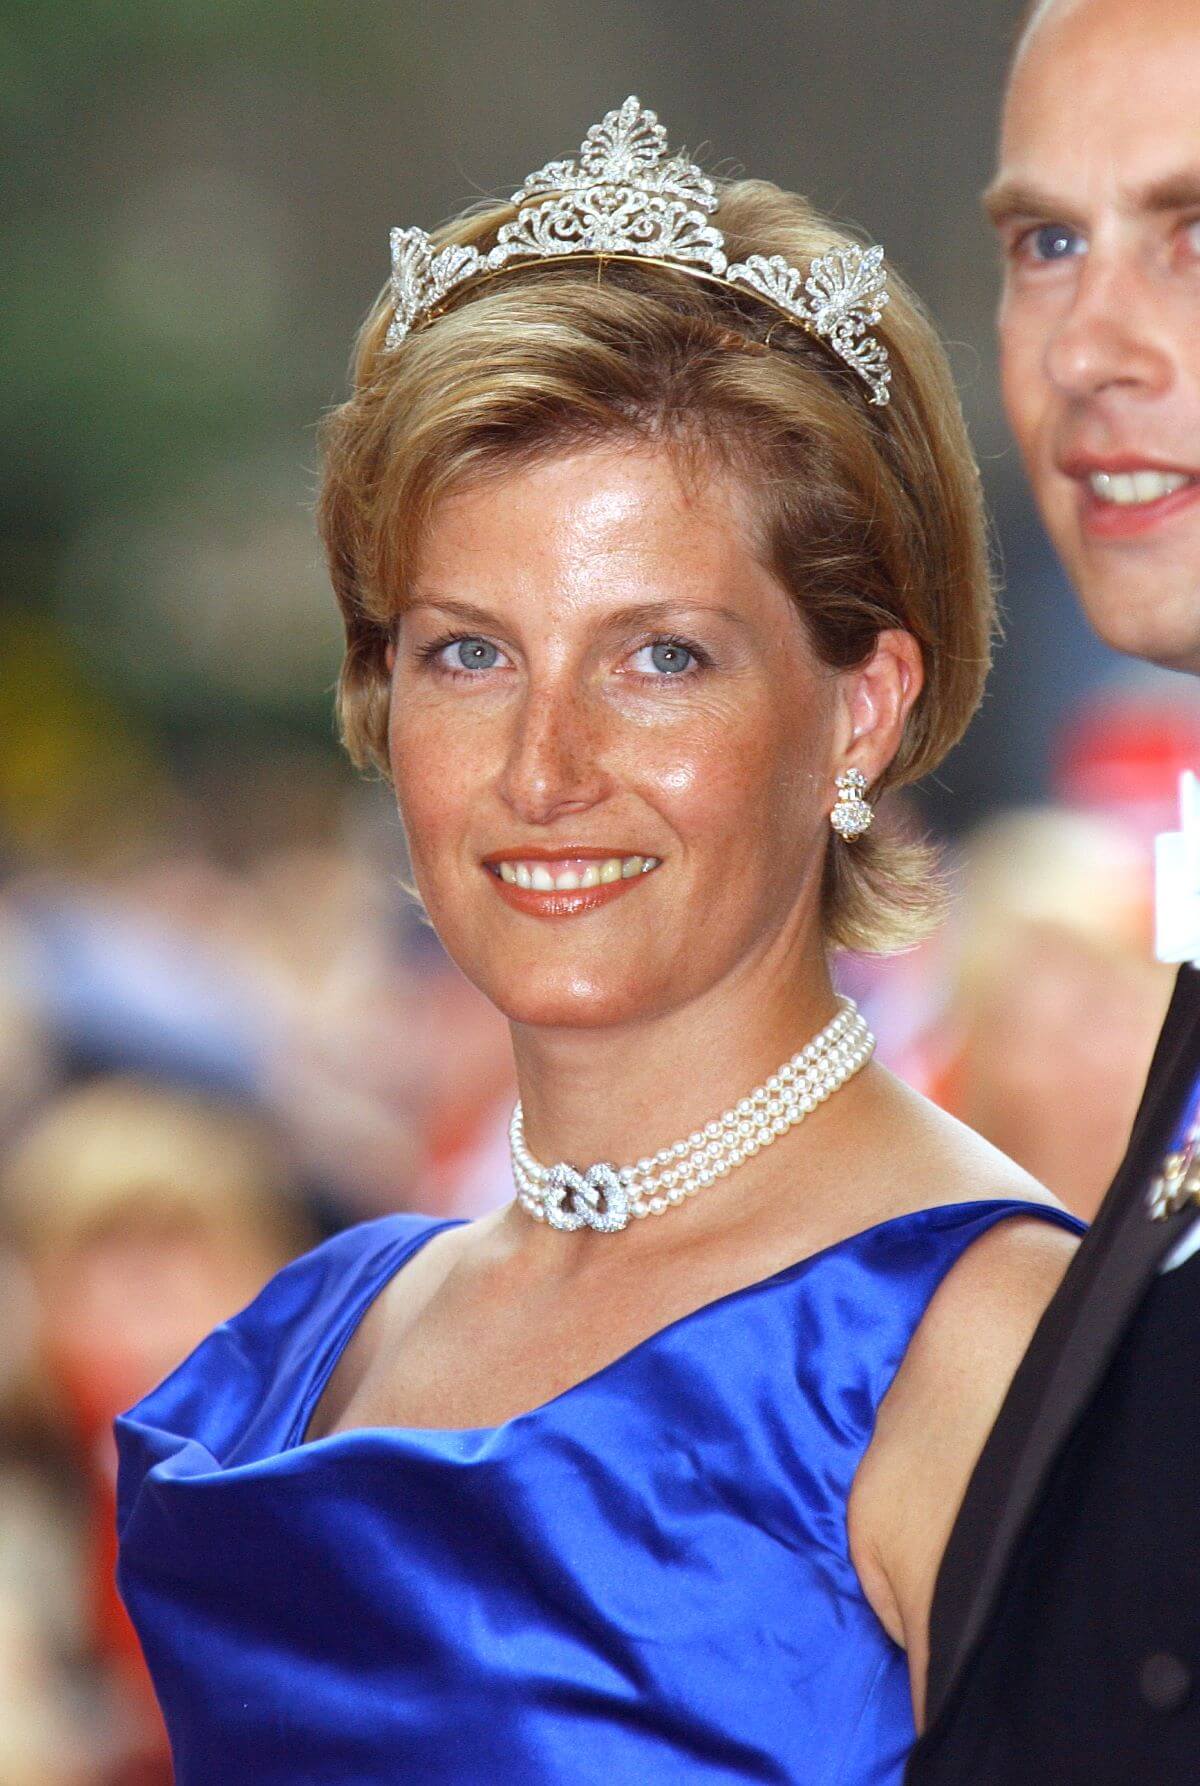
[641,698,760,794]
[649,758,700,800]
[392,702,470,813]
[646,707,796,825]
[392,757,456,882]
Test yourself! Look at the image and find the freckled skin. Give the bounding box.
[996,0,1200,670]
[322,444,1073,1705]
[388,446,886,1068]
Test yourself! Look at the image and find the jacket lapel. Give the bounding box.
[929,965,1200,1718]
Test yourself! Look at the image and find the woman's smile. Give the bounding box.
[483,849,662,917]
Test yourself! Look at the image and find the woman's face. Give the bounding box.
[387,442,853,1032]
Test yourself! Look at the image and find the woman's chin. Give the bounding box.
[475,970,675,1034]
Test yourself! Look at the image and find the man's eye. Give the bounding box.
[440,637,501,671]
[632,639,700,676]
[1020,223,1087,264]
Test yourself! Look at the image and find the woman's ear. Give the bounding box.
[385,639,397,674]
[833,629,924,787]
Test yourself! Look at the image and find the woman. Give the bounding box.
[115,100,1082,1783]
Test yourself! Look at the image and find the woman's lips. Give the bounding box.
[482,854,661,919]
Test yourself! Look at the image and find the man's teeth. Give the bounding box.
[497,856,659,890]
[1088,469,1191,506]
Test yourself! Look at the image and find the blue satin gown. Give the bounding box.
[116,1200,1082,1784]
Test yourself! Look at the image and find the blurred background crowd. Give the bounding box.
[2,1,1197,1779]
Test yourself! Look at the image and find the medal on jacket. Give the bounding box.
[1148,1141,1200,1220]
[1149,771,1200,1220]
[1147,1062,1200,1220]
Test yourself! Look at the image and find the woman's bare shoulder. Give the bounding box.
[863,1063,1067,1216]
[846,1072,1081,1702]
[864,1068,1080,1372]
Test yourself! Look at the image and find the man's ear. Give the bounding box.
[832,629,924,787]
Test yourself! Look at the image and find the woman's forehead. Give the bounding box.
[410,443,770,598]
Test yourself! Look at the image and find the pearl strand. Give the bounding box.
[510,997,874,1228]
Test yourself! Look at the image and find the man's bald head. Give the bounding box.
[1013,0,1193,70]
[1015,0,1055,39]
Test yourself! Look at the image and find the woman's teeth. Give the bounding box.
[496,856,659,890]
[1088,469,1191,506]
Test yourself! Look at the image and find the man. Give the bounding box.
[906,0,1200,1778]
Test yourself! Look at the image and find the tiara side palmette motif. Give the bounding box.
[384,97,892,406]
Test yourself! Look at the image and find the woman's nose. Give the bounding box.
[1044,260,1175,403]
[495,686,613,827]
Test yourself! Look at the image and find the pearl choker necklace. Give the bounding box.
[510,997,874,1234]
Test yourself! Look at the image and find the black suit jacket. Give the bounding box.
[906,964,1200,1781]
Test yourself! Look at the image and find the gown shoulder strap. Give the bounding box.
[116,1213,449,1527]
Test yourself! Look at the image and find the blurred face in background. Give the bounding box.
[990,0,1200,672]
[39,1212,289,1432]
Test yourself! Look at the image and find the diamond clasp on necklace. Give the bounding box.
[541,1162,630,1233]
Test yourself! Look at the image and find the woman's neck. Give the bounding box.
[510,948,840,1175]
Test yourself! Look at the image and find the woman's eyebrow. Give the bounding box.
[403,595,751,631]
[597,599,751,632]
[402,595,504,628]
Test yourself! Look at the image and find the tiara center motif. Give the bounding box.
[384,97,891,406]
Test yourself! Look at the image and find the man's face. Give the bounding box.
[989,0,1200,672]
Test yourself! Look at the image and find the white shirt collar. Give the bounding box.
[1155,770,1200,967]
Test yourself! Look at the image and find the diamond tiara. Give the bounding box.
[384,96,892,407]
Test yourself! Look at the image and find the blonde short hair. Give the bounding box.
[319,179,994,952]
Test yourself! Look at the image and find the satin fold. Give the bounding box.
[117,1200,1082,1784]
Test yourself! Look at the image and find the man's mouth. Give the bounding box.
[1059,458,1200,539]
[1086,469,1195,507]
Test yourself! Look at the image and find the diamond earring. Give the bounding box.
[830,769,873,840]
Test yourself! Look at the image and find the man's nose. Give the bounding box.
[495,683,612,827]
[1043,259,1174,402]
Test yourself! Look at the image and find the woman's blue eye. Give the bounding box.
[1027,224,1086,263]
[449,637,499,671]
[643,640,696,675]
